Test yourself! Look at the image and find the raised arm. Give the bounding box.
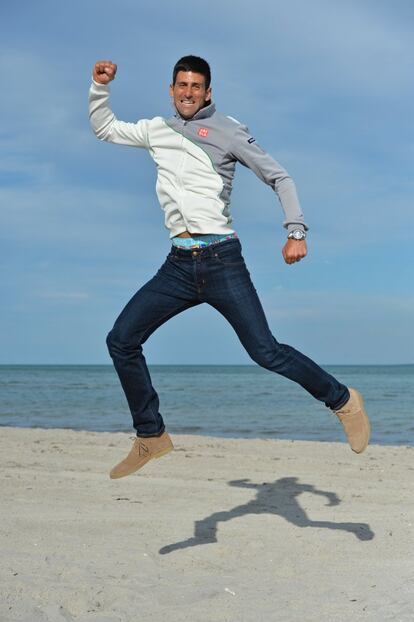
[89,60,150,148]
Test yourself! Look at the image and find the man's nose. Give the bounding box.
[184,87,193,99]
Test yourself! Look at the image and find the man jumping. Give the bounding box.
[88,55,370,479]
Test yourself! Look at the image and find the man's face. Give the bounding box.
[169,71,211,119]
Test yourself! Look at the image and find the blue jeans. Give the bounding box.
[106,238,350,436]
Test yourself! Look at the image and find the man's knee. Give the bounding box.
[249,339,292,370]
[106,326,141,359]
[106,329,116,355]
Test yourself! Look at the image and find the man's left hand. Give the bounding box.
[282,239,307,265]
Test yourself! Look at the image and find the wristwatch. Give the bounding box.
[288,229,307,241]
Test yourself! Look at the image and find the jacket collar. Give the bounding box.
[173,101,216,121]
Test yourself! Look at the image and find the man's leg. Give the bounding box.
[204,239,369,450]
[205,242,348,409]
[107,253,200,436]
[107,252,201,478]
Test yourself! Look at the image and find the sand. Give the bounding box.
[1,427,413,622]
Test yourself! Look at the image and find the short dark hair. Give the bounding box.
[172,55,211,89]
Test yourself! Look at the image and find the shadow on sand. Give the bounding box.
[159,477,374,555]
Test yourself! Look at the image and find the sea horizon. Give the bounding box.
[1,364,412,446]
[1,362,413,367]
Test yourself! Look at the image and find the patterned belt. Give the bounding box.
[171,232,238,249]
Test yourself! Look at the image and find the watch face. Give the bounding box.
[292,230,305,240]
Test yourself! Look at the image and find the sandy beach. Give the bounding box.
[1,427,413,622]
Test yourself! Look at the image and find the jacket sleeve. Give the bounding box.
[229,122,308,233]
[88,80,150,148]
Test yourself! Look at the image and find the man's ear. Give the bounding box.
[205,87,212,102]
[169,83,174,97]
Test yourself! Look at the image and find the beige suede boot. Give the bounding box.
[334,388,370,453]
[110,431,173,479]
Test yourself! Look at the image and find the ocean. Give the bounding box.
[0,365,412,445]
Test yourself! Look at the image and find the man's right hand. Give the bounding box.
[93,60,117,85]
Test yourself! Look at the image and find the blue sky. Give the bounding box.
[1,0,413,364]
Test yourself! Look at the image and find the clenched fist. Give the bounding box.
[93,60,117,85]
[282,239,307,265]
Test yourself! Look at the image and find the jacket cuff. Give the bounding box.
[286,223,308,235]
[91,79,110,90]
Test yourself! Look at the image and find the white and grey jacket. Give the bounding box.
[88,81,308,238]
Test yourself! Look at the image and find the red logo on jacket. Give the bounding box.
[198,128,209,137]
